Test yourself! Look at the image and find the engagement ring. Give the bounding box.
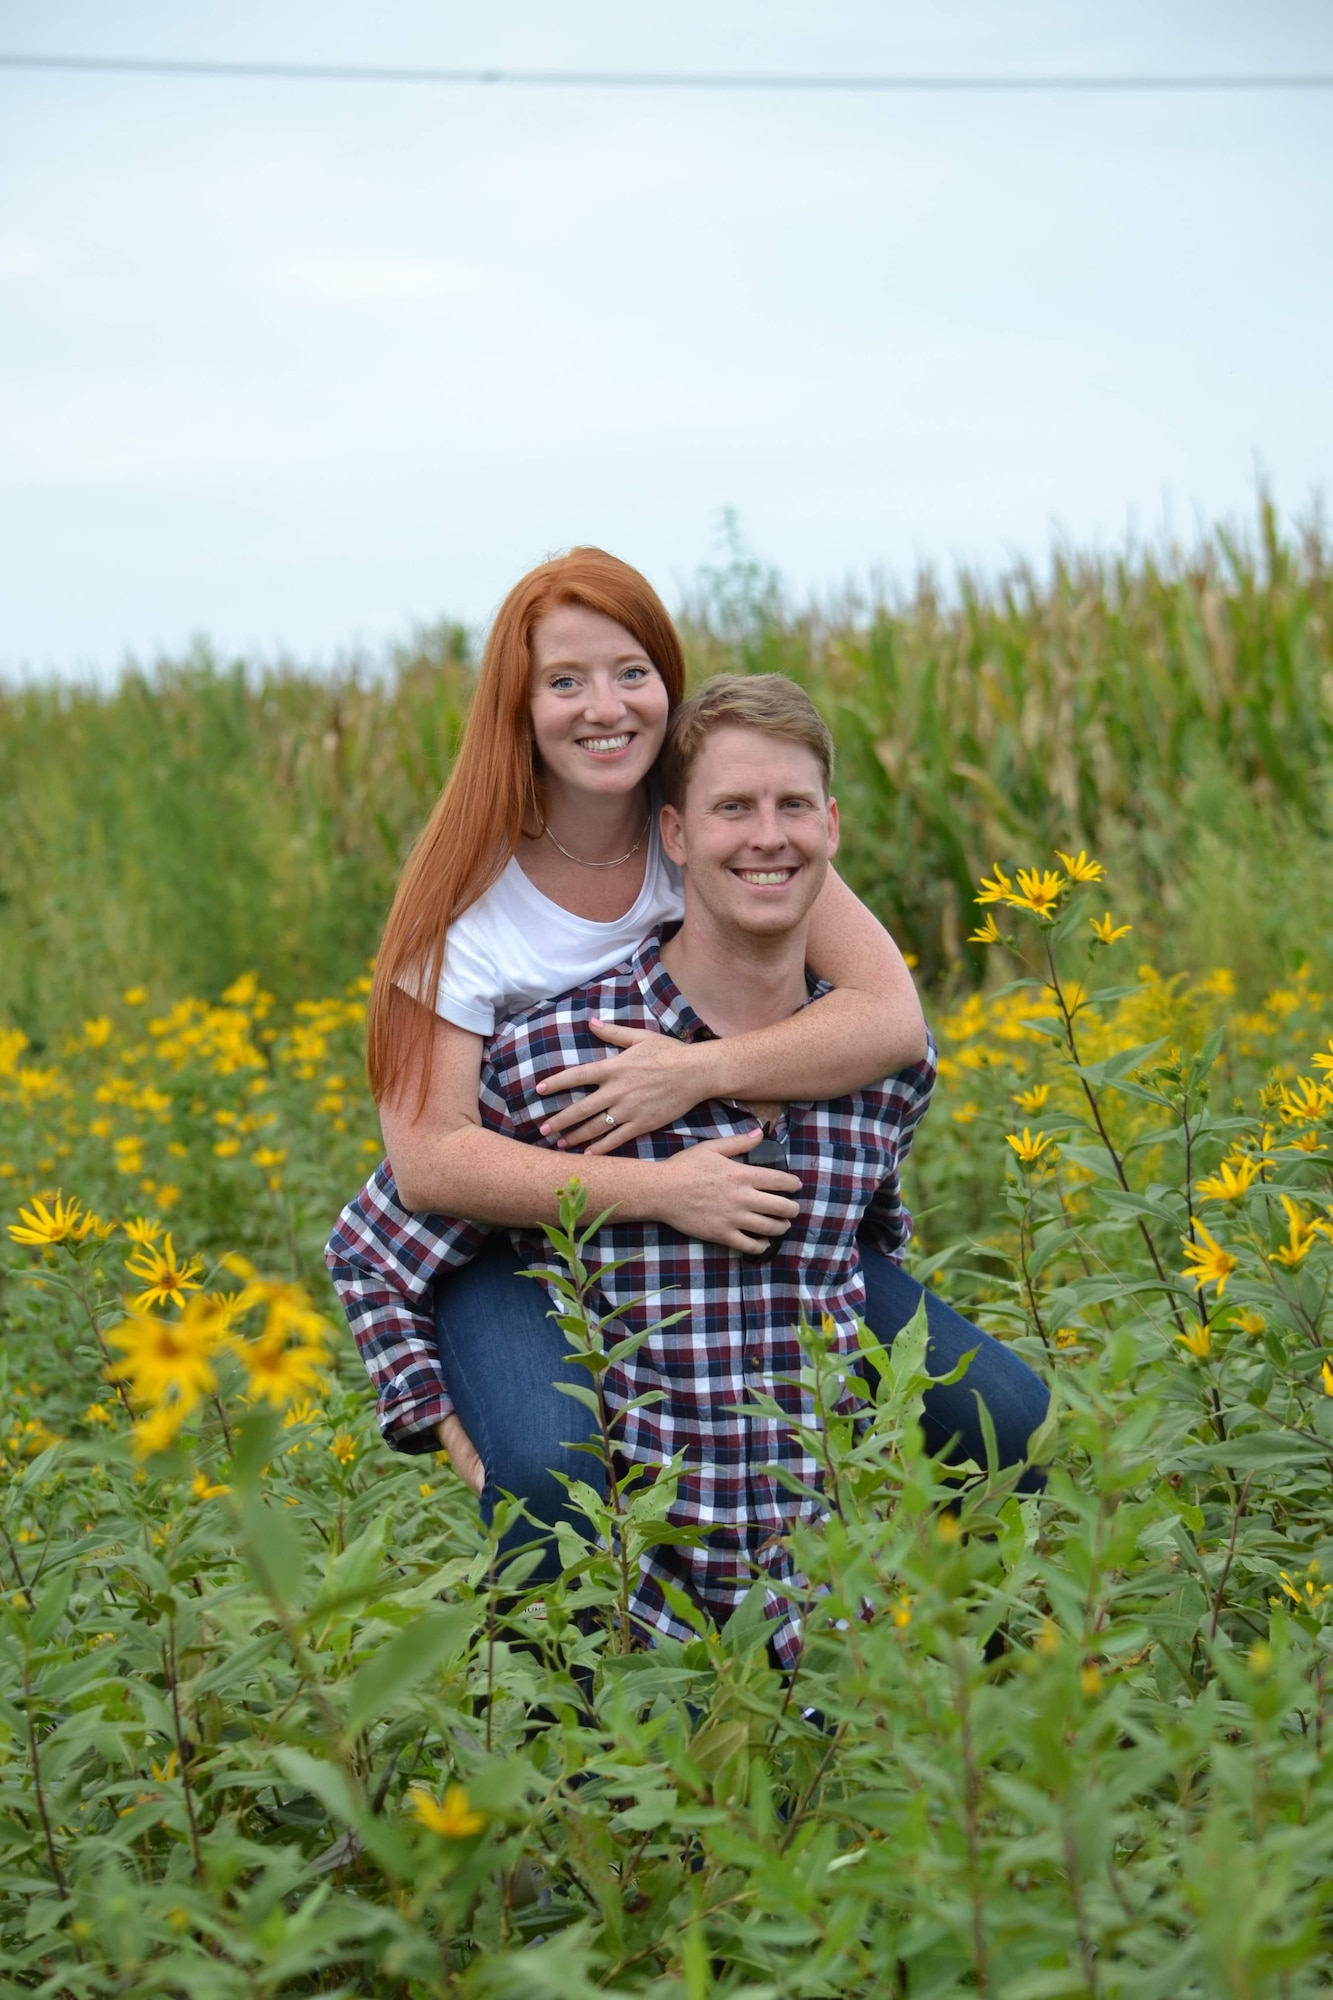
[605,1112,616,1128]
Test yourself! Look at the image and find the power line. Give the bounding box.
[1,52,1332,92]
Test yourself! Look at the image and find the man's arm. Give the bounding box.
[325,1166,488,1454]
[856,1031,940,1262]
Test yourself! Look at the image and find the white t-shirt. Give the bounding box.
[433,818,686,1036]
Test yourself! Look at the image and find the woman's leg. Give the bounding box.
[859,1250,1050,1495]
[433,1239,605,1581]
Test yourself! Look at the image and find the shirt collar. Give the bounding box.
[628,931,831,1048]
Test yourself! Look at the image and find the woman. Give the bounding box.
[355,547,1047,1558]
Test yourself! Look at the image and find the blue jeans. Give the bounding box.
[433,1239,1050,1583]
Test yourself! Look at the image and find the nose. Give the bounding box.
[748,802,787,850]
[580,672,624,726]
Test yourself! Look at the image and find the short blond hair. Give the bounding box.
[662,674,835,807]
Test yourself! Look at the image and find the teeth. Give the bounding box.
[737,870,794,885]
[579,734,631,752]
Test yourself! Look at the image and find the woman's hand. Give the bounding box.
[656,1129,802,1253]
[536,1021,723,1152]
[436,1415,484,1496]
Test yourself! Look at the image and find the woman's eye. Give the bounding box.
[548,675,577,691]
[621,665,649,683]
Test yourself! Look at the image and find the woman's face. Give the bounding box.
[528,603,670,807]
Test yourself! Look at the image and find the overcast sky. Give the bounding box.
[2,1,1331,678]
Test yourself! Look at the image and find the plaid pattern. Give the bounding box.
[326,933,936,1663]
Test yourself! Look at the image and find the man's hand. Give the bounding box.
[657,1129,802,1254]
[436,1415,484,1496]
[535,1020,716,1151]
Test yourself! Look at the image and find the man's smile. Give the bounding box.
[732,866,798,886]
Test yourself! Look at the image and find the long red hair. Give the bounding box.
[367,547,688,1104]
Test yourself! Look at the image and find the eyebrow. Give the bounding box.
[533,647,652,671]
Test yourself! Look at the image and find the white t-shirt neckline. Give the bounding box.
[431,813,686,1037]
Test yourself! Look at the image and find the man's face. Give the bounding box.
[660,725,839,940]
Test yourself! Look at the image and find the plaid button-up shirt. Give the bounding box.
[326,934,936,1662]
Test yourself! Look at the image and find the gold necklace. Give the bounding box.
[541,816,650,870]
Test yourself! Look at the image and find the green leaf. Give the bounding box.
[28,1568,74,1649]
[344,1604,474,1738]
[238,1491,307,1609]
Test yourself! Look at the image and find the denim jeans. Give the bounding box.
[433,1238,1050,1583]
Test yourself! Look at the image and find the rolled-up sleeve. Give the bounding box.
[325,1165,489,1453]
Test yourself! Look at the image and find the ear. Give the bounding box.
[659,800,687,867]
[825,795,840,861]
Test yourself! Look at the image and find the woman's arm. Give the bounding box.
[380,1011,801,1252]
[537,871,926,1152]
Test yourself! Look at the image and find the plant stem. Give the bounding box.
[1042,935,1190,1340]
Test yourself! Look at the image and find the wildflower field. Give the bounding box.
[3,511,1333,1993]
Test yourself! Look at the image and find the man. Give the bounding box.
[329,674,940,1663]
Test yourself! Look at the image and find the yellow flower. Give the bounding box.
[1176,1322,1212,1361]
[191,1471,230,1500]
[1079,1663,1103,1697]
[950,1102,981,1126]
[1231,1309,1266,1336]
[1180,1222,1237,1299]
[968,913,1004,946]
[237,1329,325,1409]
[1053,1327,1080,1349]
[131,1401,188,1459]
[1277,1564,1331,1611]
[82,1017,113,1048]
[1014,1084,1050,1113]
[1311,1040,1333,1075]
[122,1214,163,1248]
[282,1397,323,1430]
[1055,849,1104,884]
[83,1402,112,1425]
[1278,1077,1333,1125]
[106,1295,225,1411]
[252,1146,286,1170]
[329,1433,358,1466]
[9,1192,98,1246]
[1089,913,1132,945]
[409,1785,485,1838]
[1005,868,1067,920]
[891,1593,912,1630]
[1269,1195,1320,1269]
[213,1138,241,1159]
[1006,1127,1058,1165]
[1195,1157,1260,1202]
[975,864,1014,906]
[1321,1358,1333,1397]
[935,1511,960,1545]
[1034,1620,1061,1657]
[123,987,148,1006]
[124,1234,204,1311]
